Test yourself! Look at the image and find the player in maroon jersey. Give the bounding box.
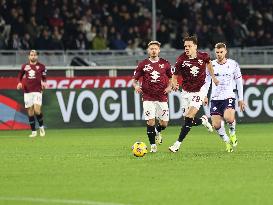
[17,50,47,137]
[169,35,219,153]
[133,41,173,153]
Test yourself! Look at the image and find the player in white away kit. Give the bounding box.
[133,41,173,153]
[204,43,246,152]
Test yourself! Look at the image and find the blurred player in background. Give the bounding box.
[169,35,219,153]
[133,41,173,153]
[204,42,246,152]
[17,50,47,137]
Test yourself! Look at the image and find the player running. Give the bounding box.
[204,42,246,152]
[17,50,47,137]
[132,41,173,153]
[169,35,219,153]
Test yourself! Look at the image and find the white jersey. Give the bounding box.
[208,59,243,100]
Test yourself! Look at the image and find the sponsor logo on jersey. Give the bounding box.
[143,64,153,72]
[181,61,192,67]
[24,65,31,71]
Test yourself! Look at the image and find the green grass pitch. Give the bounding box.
[0,123,273,205]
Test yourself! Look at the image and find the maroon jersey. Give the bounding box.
[133,58,172,102]
[18,62,47,93]
[174,51,210,92]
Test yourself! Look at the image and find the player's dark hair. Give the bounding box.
[183,35,198,45]
[29,50,38,55]
[215,42,227,49]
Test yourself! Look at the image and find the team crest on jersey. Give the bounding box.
[198,60,203,65]
[190,66,200,77]
[36,66,39,70]
[150,70,160,82]
[24,65,31,71]
[143,64,153,71]
[181,61,192,67]
[159,64,164,68]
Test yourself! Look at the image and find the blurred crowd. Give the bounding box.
[0,0,272,51]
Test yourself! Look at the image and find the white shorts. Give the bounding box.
[24,92,42,108]
[143,101,169,121]
[181,85,207,116]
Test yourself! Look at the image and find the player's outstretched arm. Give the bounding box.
[207,61,219,86]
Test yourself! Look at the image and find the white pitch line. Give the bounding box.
[0,196,130,205]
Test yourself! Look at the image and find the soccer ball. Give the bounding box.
[131,142,148,157]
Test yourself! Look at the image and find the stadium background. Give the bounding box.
[0,0,272,129]
[0,1,273,205]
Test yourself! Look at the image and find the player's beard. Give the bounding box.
[30,59,37,64]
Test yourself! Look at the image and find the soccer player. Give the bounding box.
[133,41,173,153]
[17,50,47,137]
[169,35,219,153]
[203,42,246,152]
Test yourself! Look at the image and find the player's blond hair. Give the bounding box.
[215,42,227,49]
[147,41,161,47]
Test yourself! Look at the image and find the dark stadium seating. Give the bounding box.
[0,0,272,50]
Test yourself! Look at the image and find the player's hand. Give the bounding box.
[17,83,22,90]
[238,100,246,112]
[172,82,179,91]
[164,86,172,94]
[212,77,219,86]
[203,97,209,106]
[41,81,47,89]
[134,85,142,93]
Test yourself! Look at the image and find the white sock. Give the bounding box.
[216,121,230,143]
[228,120,236,135]
[174,141,181,147]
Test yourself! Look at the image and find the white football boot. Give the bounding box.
[155,132,163,145]
[39,126,45,137]
[29,131,37,138]
[150,144,157,153]
[169,141,181,153]
[201,115,213,132]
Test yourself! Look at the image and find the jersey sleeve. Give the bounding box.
[42,64,47,81]
[133,62,144,80]
[18,64,25,82]
[204,53,211,64]
[233,61,242,79]
[165,62,173,78]
[234,61,243,101]
[173,58,182,75]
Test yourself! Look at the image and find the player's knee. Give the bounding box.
[147,119,155,126]
[160,121,168,128]
[225,117,235,124]
[212,121,221,130]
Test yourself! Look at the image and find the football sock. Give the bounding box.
[155,123,166,133]
[28,116,36,131]
[147,125,156,145]
[178,117,193,142]
[192,118,202,126]
[36,113,44,127]
[216,121,230,143]
[228,120,236,135]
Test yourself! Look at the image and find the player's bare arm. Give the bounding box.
[207,61,219,85]
[171,74,179,91]
[164,79,173,94]
[132,79,142,93]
